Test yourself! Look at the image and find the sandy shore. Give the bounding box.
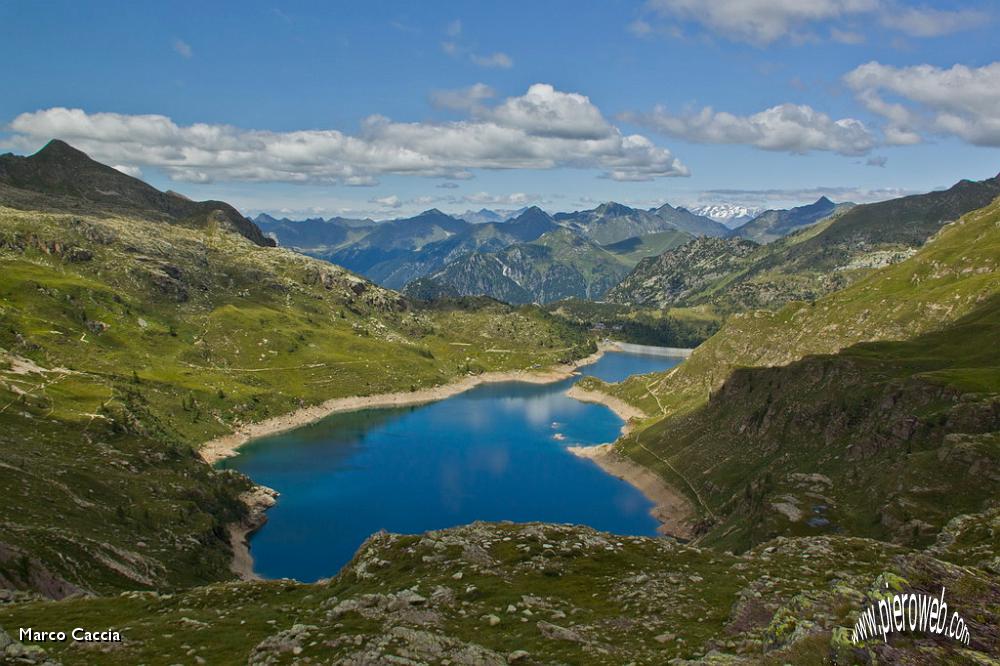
[569,443,695,539]
[564,384,647,436]
[200,345,611,465]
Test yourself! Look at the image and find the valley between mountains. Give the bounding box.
[0,141,997,664]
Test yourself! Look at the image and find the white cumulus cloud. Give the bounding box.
[644,0,878,45]
[622,103,876,155]
[7,84,689,184]
[884,6,988,37]
[845,60,1000,146]
[486,84,610,140]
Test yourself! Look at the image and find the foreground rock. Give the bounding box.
[3,519,997,664]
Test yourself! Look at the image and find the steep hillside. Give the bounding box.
[545,299,722,347]
[400,276,462,301]
[0,140,274,247]
[413,227,696,307]
[612,297,999,555]
[733,197,852,243]
[605,236,760,307]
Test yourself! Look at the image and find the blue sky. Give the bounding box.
[2,0,998,219]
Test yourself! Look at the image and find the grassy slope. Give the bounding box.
[617,297,999,552]
[0,206,593,596]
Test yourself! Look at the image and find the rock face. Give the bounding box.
[0,140,275,247]
[0,627,57,665]
[607,236,759,307]
[555,201,727,244]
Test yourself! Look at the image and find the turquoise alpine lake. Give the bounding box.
[218,350,683,581]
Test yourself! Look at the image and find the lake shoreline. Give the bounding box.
[568,443,695,540]
[210,341,694,580]
[200,343,614,465]
[209,343,616,580]
[564,384,647,437]
[228,484,278,580]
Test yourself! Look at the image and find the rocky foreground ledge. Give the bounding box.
[2,517,998,665]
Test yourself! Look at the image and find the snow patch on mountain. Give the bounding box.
[690,204,764,229]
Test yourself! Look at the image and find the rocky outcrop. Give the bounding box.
[8,520,997,664]
[606,236,759,307]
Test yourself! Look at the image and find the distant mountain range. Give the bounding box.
[554,201,727,244]
[408,227,687,305]
[319,207,562,289]
[689,204,764,228]
[252,176,1000,310]
[257,201,725,300]
[255,214,376,249]
[731,196,853,243]
[457,207,528,224]
[608,173,1000,311]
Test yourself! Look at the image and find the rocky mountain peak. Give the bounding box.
[595,202,633,217]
